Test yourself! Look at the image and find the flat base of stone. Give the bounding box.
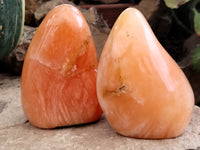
[0,74,200,150]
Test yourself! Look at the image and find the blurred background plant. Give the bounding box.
[164,0,200,72]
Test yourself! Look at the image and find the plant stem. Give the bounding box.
[170,9,193,34]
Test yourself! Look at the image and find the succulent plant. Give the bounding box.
[0,0,25,60]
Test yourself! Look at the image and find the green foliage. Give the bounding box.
[164,0,200,72]
[191,1,200,71]
[192,45,200,72]
[164,0,191,8]
[193,8,200,36]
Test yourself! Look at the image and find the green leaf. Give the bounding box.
[193,8,200,36]
[191,44,200,72]
[164,0,191,8]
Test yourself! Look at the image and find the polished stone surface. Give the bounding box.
[0,74,200,150]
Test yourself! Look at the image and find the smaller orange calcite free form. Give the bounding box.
[97,8,194,139]
[21,4,102,128]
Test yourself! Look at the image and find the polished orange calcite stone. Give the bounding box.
[97,8,194,139]
[21,4,102,128]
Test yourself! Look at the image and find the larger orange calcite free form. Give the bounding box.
[21,4,102,129]
[97,8,194,139]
